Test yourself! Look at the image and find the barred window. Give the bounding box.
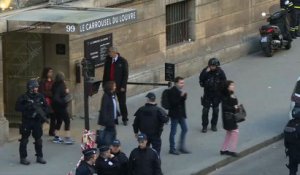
[166,1,190,46]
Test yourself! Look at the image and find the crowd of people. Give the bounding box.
[15,46,245,175]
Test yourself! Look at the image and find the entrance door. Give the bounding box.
[3,32,44,125]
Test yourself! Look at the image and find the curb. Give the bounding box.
[192,133,283,175]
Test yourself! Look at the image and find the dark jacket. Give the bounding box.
[98,90,118,128]
[284,118,300,158]
[52,82,68,109]
[292,0,300,6]
[15,92,48,122]
[221,93,238,131]
[128,147,162,175]
[76,161,96,175]
[103,55,129,91]
[199,67,226,97]
[113,151,129,175]
[168,86,187,119]
[133,103,169,136]
[95,155,120,175]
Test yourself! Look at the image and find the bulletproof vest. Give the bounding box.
[24,93,44,119]
[205,70,222,92]
[284,119,300,147]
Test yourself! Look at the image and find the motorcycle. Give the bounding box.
[259,0,293,57]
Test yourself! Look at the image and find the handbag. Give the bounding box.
[234,104,247,123]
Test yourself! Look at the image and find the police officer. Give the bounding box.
[133,92,169,155]
[199,58,227,133]
[95,146,120,175]
[76,148,98,175]
[110,139,129,175]
[128,134,162,175]
[284,106,300,175]
[289,0,300,38]
[15,79,49,165]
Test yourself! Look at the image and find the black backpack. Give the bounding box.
[161,89,171,110]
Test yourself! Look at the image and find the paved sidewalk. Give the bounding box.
[1,39,300,175]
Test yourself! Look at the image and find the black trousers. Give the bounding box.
[53,106,70,131]
[48,113,56,135]
[201,95,221,127]
[289,156,300,174]
[116,91,128,122]
[290,9,300,34]
[146,134,162,155]
[19,119,43,158]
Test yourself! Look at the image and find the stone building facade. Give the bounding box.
[0,0,279,144]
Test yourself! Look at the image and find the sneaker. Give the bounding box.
[227,151,239,157]
[52,136,64,144]
[20,158,30,165]
[169,150,180,155]
[220,150,229,155]
[36,157,47,164]
[64,137,75,145]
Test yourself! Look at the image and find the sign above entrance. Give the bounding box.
[6,6,137,34]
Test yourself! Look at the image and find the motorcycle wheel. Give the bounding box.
[263,44,273,57]
[285,41,292,50]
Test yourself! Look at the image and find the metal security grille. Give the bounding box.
[166,1,189,46]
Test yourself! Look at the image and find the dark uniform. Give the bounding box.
[113,151,129,175]
[95,148,120,175]
[199,58,226,132]
[133,93,169,155]
[284,106,300,175]
[76,161,97,175]
[290,0,300,37]
[128,147,162,175]
[15,80,48,165]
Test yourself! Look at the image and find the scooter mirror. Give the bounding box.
[261,12,267,17]
[285,0,290,5]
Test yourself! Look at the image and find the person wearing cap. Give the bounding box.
[199,58,227,133]
[110,139,129,175]
[95,145,120,175]
[76,148,98,175]
[133,92,168,155]
[128,134,163,175]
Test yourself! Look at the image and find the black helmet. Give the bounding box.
[208,58,220,66]
[292,106,300,119]
[27,79,39,93]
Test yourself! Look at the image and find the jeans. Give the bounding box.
[169,118,188,151]
[97,127,116,147]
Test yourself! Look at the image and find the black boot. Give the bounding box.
[36,157,47,164]
[20,158,30,165]
[211,125,217,132]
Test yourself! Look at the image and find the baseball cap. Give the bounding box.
[111,139,121,147]
[137,133,147,142]
[99,146,110,153]
[82,148,97,157]
[145,92,156,100]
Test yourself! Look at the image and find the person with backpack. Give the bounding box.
[168,76,190,155]
[284,106,300,175]
[133,92,169,155]
[199,58,227,133]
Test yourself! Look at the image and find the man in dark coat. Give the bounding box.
[103,46,129,126]
[76,148,98,175]
[199,58,226,133]
[110,139,129,175]
[15,79,49,165]
[168,77,190,155]
[95,146,120,175]
[128,134,163,175]
[133,92,169,155]
[98,81,119,147]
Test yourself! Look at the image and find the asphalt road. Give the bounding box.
[209,141,288,175]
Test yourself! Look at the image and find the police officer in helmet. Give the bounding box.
[199,58,227,133]
[284,106,300,175]
[15,79,49,165]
